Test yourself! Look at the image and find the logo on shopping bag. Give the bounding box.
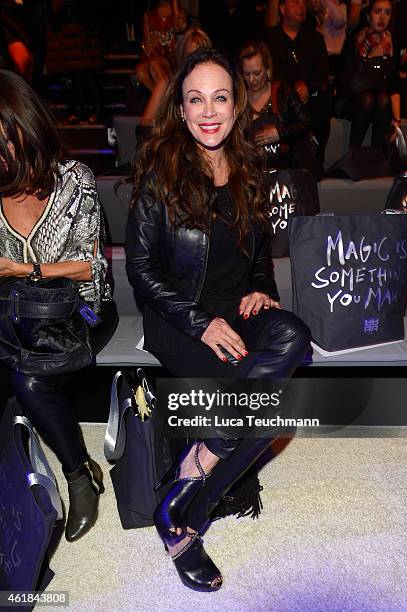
[311,230,407,313]
[363,318,380,333]
[267,180,296,234]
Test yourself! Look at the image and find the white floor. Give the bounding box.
[40,425,407,612]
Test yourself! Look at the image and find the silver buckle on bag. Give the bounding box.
[10,289,20,323]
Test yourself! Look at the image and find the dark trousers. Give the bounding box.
[3,301,118,474]
[305,94,331,163]
[154,308,310,531]
[346,91,392,147]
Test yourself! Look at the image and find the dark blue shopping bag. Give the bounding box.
[289,213,407,351]
[104,370,173,529]
[266,169,320,258]
[0,399,62,605]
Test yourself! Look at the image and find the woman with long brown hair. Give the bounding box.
[0,69,117,542]
[125,48,310,592]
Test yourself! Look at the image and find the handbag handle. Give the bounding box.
[395,126,407,161]
[14,415,63,520]
[104,370,133,461]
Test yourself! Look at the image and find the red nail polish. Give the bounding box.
[253,310,257,315]
[244,314,249,319]
[237,354,243,360]
[222,357,228,362]
[243,350,248,356]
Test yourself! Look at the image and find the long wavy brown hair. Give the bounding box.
[0,69,63,199]
[130,48,269,248]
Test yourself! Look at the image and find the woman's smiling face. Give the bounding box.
[181,62,235,151]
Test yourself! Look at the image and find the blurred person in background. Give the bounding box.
[0,0,33,79]
[240,40,322,177]
[139,27,212,139]
[47,0,105,124]
[307,0,347,78]
[341,0,401,148]
[200,0,265,56]
[265,0,330,161]
[135,0,187,92]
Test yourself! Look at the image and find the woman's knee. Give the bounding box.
[262,309,311,352]
[10,371,66,401]
[356,91,375,111]
[269,308,310,337]
[376,91,391,111]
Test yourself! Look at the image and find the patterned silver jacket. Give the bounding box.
[0,160,111,312]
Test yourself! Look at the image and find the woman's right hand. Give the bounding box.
[201,318,248,362]
[254,125,280,146]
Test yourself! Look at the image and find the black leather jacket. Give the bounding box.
[125,187,280,352]
[250,81,311,146]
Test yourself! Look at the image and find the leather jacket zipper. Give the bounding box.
[195,223,210,302]
[250,229,254,265]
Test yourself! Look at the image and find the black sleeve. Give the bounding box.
[125,191,213,341]
[303,31,330,94]
[248,229,280,301]
[277,82,311,144]
[264,27,291,81]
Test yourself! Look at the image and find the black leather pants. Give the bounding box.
[154,308,310,529]
[10,371,87,474]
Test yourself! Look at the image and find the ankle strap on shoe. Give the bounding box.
[65,458,103,493]
[64,462,90,482]
[194,441,207,480]
[171,532,200,561]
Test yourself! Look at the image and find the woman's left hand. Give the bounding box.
[239,292,282,319]
[254,126,280,146]
[0,257,23,277]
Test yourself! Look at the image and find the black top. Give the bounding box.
[145,186,252,354]
[264,25,329,95]
[198,185,251,324]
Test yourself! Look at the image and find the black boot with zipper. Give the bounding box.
[64,457,105,542]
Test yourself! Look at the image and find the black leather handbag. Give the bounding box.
[341,55,396,96]
[0,277,100,376]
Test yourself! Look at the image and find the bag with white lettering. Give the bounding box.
[0,399,62,605]
[289,213,407,352]
[266,169,320,258]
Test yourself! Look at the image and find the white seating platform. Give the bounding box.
[97,253,407,368]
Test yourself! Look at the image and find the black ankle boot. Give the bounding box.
[64,457,105,542]
[154,441,211,539]
[171,534,222,592]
